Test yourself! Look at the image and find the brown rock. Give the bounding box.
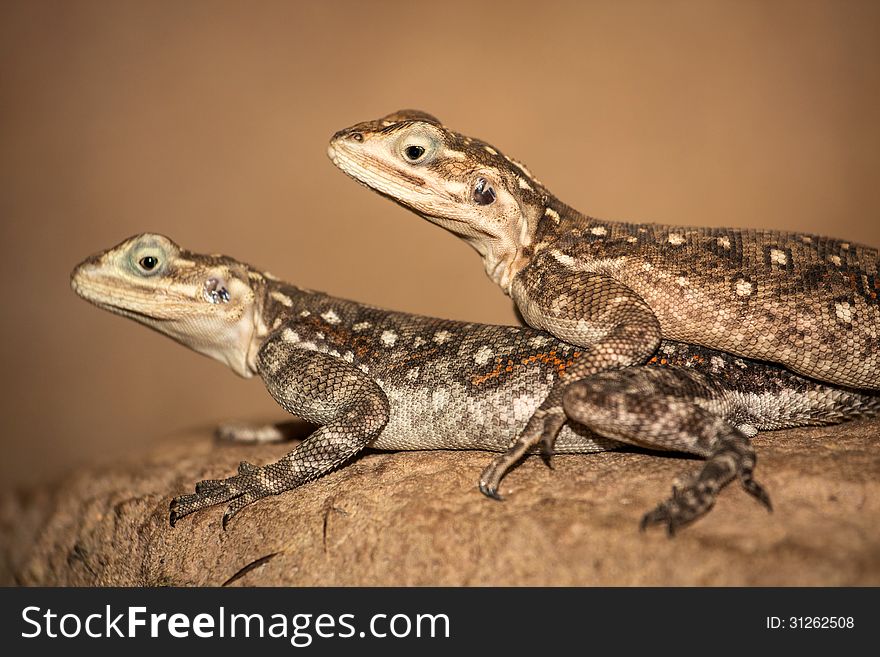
[2,420,879,586]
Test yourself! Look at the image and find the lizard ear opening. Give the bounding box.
[382,109,441,125]
[473,177,497,206]
[204,277,231,304]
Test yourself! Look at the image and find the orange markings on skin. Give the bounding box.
[472,350,582,386]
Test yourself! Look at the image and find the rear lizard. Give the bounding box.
[72,234,879,533]
[328,110,880,490]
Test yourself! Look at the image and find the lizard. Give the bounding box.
[71,233,880,533]
[327,109,880,495]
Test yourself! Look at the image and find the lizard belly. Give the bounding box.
[368,372,618,453]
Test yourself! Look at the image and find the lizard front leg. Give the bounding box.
[170,339,390,528]
[563,369,771,534]
[480,257,661,495]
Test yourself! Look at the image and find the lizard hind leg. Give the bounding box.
[562,369,772,534]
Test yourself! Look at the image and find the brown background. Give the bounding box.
[1,0,878,487]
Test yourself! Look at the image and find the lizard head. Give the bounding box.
[71,233,264,377]
[328,110,547,290]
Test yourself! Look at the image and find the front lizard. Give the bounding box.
[72,234,879,532]
[328,110,880,487]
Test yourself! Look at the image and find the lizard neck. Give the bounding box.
[485,194,577,294]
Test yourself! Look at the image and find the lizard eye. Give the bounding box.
[404,145,425,161]
[139,256,158,271]
[135,255,163,275]
[473,178,497,205]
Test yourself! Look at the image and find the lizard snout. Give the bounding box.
[331,128,364,144]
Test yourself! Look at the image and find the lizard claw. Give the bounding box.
[741,475,773,512]
[540,432,556,469]
[479,482,504,501]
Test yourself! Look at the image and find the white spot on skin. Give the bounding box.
[321,309,341,324]
[710,356,726,371]
[381,120,395,127]
[381,330,398,347]
[590,226,607,236]
[282,329,300,343]
[272,318,282,329]
[717,236,731,249]
[247,270,262,280]
[770,248,787,266]
[508,157,536,180]
[264,272,279,281]
[642,262,653,272]
[299,310,310,318]
[413,336,426,347]
[529,335,552,348]
[343,351,354,362]
[517,177,533,191]
[677,276,687,287]
[737,423,758,437]
[544,207,561,224]
[483,145,498,155]
[511,395,537,422]
[315,332,324,340]
[735,279,753,297]
[433,330,452,344]
[358,363,369,373]
[800,235,812,244]
[406,367,420,381]
[626,236,638,243]
[835,302,853,323]
[841,242,850,250]
[474,346,493,365]
[667,233,685,246]
[352,321,371,332]
[551,250,576,268]
[432,388,450,410]
[830,255,842,267]
[271,291,292,307]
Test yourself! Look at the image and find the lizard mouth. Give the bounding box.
[70,269,179,323]
[328,143,441,205]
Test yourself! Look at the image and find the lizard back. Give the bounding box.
[540,213,880,390]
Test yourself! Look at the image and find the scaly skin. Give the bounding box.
[327,109,880,476]
[72,234,880,533]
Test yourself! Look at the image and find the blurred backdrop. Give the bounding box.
[1,0,878,486]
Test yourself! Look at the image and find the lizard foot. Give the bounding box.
[478,406,567,499]
[169,460,280,529]
[640,442,771,536]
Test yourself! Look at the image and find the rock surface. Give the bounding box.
[2,420,878,586]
